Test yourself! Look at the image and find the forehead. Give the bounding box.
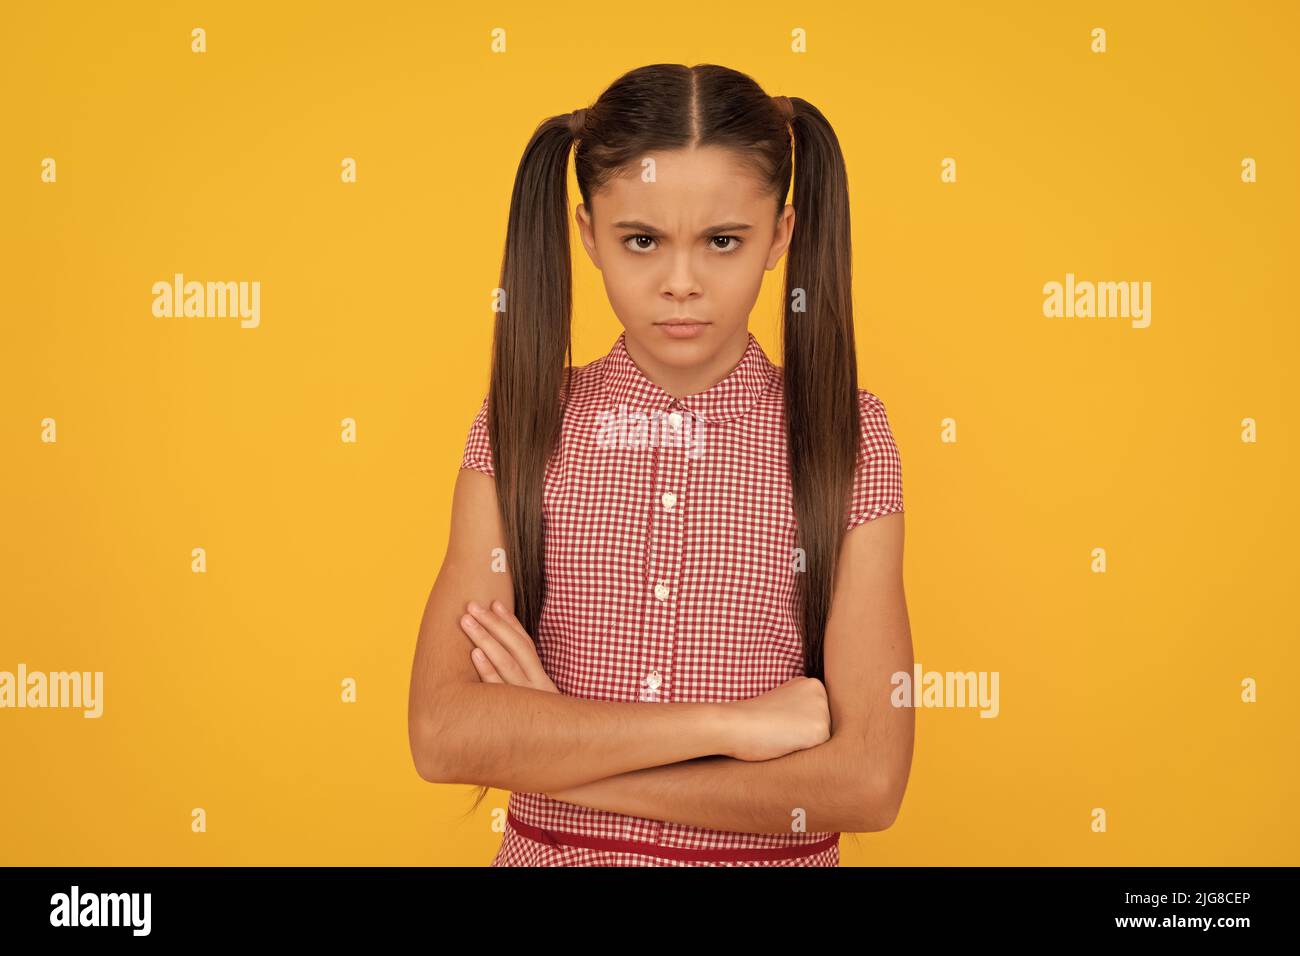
[592,146,772,223]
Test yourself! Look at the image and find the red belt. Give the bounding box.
[506,809,839,863]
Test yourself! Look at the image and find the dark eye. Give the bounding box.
[623,235,657,253]
[711,235,742,252]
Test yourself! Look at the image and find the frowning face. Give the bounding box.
[576,145,794,396]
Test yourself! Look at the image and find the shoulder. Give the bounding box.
[760,362,892,429]
[560,351,608,409]
[847,387,904,529]
[855,387,895,441]
[459,352,609,476]
[762,368,902,529]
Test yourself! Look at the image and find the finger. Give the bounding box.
[490,600,533,643]
[485,603,554,691]
[465,606,535,681]
[470,647,504,683]
[460,613,529,685]
[472,599,531,647]
[466,603,547,684]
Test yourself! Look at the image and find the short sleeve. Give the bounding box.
[845,390,904,532]
[460,393,495,477]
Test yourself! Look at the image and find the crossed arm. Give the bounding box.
[408,468,914,834]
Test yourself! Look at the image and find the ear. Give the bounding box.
[575,202,602,270]
[765,204,796,270]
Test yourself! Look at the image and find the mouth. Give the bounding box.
[654,318,710,339]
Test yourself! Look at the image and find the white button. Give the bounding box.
[645,670,661,690]
[661,491,677,511]
[654,583,669,601]
[667,411,683,430]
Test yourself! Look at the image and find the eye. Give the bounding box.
[710,235,743,252]
[623,234,657,253]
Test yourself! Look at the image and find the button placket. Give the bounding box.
[642,402,691,846]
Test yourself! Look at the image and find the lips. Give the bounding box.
[656,319,710,339]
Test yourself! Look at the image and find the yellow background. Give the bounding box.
[2,1,1296,865]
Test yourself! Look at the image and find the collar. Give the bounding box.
[600,330,776,424]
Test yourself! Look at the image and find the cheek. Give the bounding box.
[599,256,651,312]
[714,254,767,303]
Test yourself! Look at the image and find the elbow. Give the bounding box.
[853,773,906,833]
[410,682,488,785]
[409,720,442,783]
[409,702,454,784]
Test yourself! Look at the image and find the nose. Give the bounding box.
[661,252,702,302]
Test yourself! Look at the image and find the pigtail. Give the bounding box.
[464,111,580,815]
[780,97,860,682]
[491,111,581,637]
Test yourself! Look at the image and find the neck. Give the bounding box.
[623,327,751,399]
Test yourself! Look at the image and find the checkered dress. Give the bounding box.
[460,331,904,866]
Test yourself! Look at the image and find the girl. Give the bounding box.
[408,63,914,866]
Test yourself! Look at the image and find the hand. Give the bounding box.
[724,676,831,761]
[460,600,559,694]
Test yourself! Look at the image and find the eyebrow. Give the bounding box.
[611,220,753,235]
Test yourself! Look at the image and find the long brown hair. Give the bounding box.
[467,63,859,815]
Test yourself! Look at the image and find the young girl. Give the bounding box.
[407,63,914,866]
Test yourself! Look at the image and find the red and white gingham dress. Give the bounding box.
[460,330,904,866]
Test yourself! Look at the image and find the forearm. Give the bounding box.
[544,733,874,834]
[419,682,739,793]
